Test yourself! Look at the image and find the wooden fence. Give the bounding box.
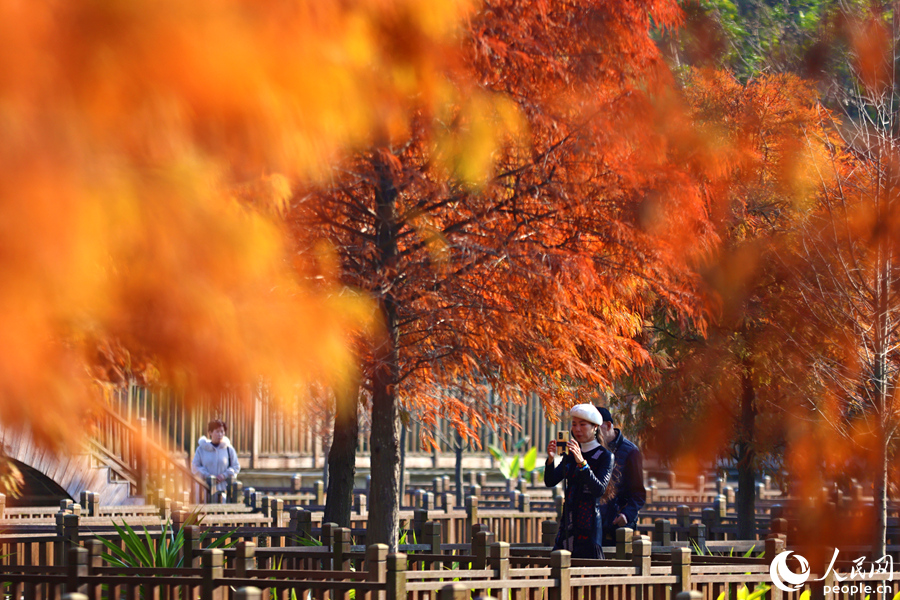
[0,529,890,600]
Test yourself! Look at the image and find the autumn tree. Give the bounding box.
[629,68,823,538]
[290,0,734,548]
[774,7,900,556]
[0,0,488,462]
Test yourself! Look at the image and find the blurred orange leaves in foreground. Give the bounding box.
[0,0,486,448]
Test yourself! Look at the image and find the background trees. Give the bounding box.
[290,0,734,548]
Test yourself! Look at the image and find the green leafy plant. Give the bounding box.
[488,439,542,481]
[690,541,761,559]
[95,512,235,569]
[289,531,324,546]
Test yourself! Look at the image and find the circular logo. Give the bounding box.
[770,551,811,592]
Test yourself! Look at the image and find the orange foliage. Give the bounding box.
[292,0,728,455]
[0,0,486,447]
[638,70,824,466]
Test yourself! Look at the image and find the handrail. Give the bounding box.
[92,401,208,499]
[85,440,137,486]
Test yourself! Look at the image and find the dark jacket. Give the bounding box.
[601,429,646,542]
[544,444,614,558]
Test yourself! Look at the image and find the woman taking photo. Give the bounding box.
[545,403,615,558]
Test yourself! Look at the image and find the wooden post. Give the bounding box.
[542,521,558,548]
[172,509,187,534]
[367,544,388,600]
[183,526,200,567]
[632,537,651,600]
[473,531,494,569]
[235,542,256,577]
[677,505,691,529]
[724,487,735,506]
[289,508,312,544]
[701,508,719,541]
[413,509,428,541]
[424,521,442,556]
[201,549,224,600]
[632,536,651,574]
[615,527,633,560]
[66,547,88,595]
[251,393,261,468]
[334,527,351,571]
[291,473,303,492]
[765,537,785,600]
[696,475,705,493]
[715,494,727,518]
[654,519,672,546]
[315,480,326,506]
[466,496,479,544]
[270,497,284,529]
[331,528,352,599]
[549,550,571,600]
[321,522,337,569]
[385,553,407,600]
[671,547,691,595]
[490,542,510,600]
[83,539,103,600]
[770,518,788,539]
[518,494,530,541]
[689,524,707,554]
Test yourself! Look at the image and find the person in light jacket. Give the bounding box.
[544,403,615,558]
[191,419,240,493]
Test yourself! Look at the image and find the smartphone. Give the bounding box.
[556,430,570,454]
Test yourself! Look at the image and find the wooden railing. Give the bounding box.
[2,527,893,600]
[90,401,211,502]
[108,383,564,465]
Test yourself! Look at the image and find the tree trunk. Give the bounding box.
[736,353,757,540]
[872,226,890,558]
[366,150,402,550]
[874,437,888,558]
[324,386,359,528]
[455,430,465,508]
[399,418,408,502]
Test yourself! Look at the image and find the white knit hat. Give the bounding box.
[570,403,604,426]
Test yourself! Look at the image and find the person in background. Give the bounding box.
[191,419,240,496]
[544,403,615,558]
[597,406,646,546]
